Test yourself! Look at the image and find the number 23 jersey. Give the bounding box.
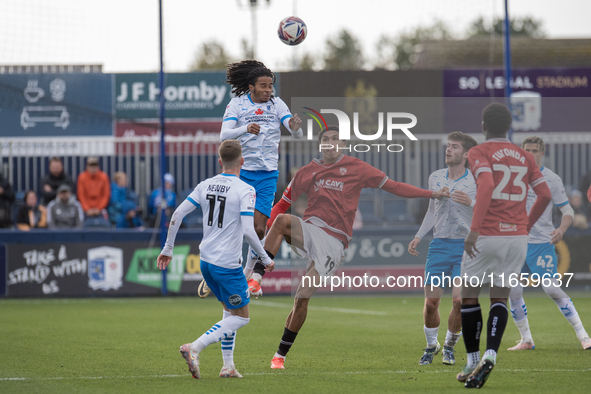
[188,174,256,269]
[468,138,545,236]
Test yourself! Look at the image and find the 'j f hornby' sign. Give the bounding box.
[114,72,233,120]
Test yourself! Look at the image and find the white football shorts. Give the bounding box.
[291,217,345,277]
[461,235,528,288]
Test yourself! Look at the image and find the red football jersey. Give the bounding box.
[468,138,545,236]
[289,154,388,246]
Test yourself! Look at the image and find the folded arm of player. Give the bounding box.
[157,199,197,270]
[527,181,552,233]
[242,215,275,272]
[220,119,250,140]
[286,114,303,139]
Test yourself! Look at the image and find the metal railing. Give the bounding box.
[1,132,590,214]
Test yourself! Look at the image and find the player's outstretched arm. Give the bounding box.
[381,179,438,199]
[157,199,197,270]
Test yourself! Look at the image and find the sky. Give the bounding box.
[1,0,590,73]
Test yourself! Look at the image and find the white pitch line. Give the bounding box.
[2,369,590,381]
[251,300,389,315]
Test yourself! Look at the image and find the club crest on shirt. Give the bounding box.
[340,167,347,175]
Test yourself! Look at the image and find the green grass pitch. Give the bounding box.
[1,295,590,393]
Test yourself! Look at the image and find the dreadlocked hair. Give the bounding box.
[225,60,276,97]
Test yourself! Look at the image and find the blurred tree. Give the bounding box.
[375,20,451,70]
[299,53,318,71]
[467,16,545,39]
[323,29,364,70]
[189,40,232,70]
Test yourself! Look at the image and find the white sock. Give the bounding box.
[509,297,528,322]
[444,329,461,348]
[424,325,439,348]
[515,317,533,343]
[273,352,285,359]
[554,298,589,340]
[221,310,236,367]
[252,273,262,283]
[191,315,250,354]
[467,351,480,369]
[483,349,497,364]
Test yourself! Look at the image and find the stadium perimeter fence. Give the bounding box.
[1,132,590,217]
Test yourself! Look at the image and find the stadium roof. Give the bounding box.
[412,38,591,69]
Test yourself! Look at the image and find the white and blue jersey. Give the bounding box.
[526,167,569,244]
[415,168,476,240]
[222,94,295,172]
[416,168,476,287]
[187,173,256,269]
[522,167,569,277]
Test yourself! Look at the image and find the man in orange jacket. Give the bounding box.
[77,156,110,218]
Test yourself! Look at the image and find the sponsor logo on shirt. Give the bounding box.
[499,222,518,232]
[314,178,344,192]
[255,108,264,115]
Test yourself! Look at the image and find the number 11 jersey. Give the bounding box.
[187,173,256,269]
[468,138,545,236]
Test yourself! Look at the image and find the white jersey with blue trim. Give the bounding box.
[526,166,568,244]
[223,94,292,171]
[416,168,476,240]
[187,174,256,269]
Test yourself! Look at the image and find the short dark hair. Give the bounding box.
[447,132,478,168]
[447,132,478,152]
[218,140,242,167]
[318,125,340,142]
[482,102,513,136]
[521,136,546,152]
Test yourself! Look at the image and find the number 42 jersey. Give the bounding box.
[187,173,256,269]
[468,138,545,236]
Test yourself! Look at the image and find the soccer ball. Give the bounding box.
[277,16,307,46]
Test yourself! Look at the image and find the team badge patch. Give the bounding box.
[229,294,242,306]
[340,167,347,175]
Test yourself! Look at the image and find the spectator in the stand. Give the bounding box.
[580,169,591,213]
[0,172,15,228]
[77,156,110,219]
[148,173,176,226]
[108,171,137,224]
[116,200,144,229]
[569,189,589,230]
[47,184,83,228]
[16,190,47,231]
[39,157,75,206]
